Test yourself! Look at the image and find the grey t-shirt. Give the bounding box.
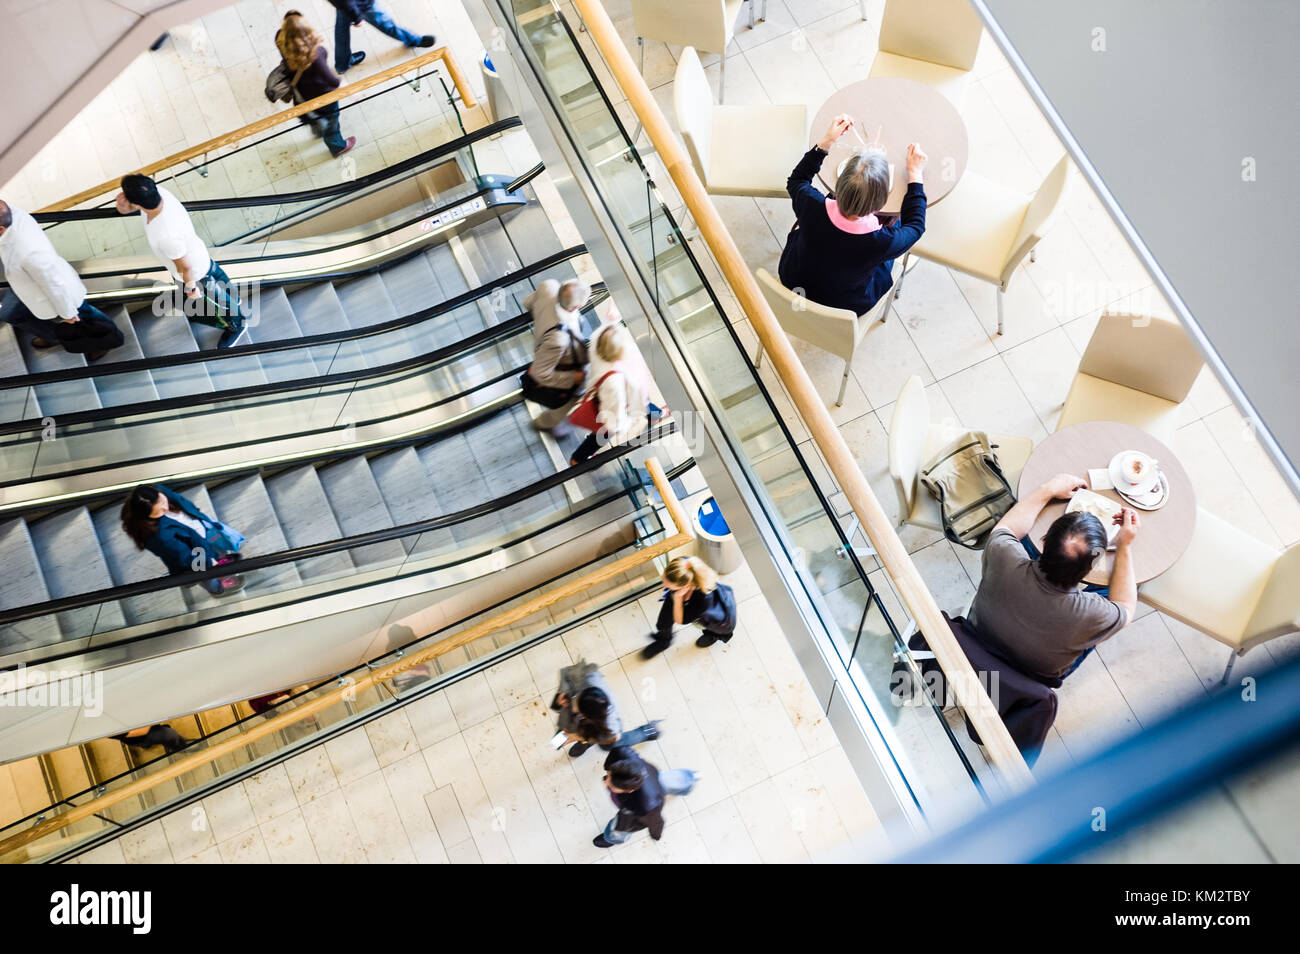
[967,528,1128,680]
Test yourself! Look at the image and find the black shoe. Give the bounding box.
[30,337,58,349]
[86,350,110,363]
[350,51,366,66]
[695,632,718,648]
[149,33,169,52]
[567,741,591,758]
[593,834,616,848]
[416,35,437,48]
[641,721,662,742]
[217,325,248,349]
[640,639,670,660]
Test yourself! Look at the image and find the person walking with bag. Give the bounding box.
[521,278,590,433]
[567,322,651,466]
[115,174,250,349]
[120,484,246,597]
[273,11,357,158]
[593,745,699,848]
[551,658,660,758]
[641,556,737,659]
[0,199,124,361]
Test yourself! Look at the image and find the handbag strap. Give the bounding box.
[546,323,583,372]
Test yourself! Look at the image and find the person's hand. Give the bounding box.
[1043,473,1087,500]
[905,143,928,183]
[184,282,201,299]
[114,192,132,215]
[1113,507,1141,548]
[817,114,854,152]
[61,315,80,324]
[573,369,585,384]
[556,692,569,708]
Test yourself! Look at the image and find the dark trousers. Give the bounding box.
[1,292,123,355]
[180,261,248,330]
[333,3,421,70]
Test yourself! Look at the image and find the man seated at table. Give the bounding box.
[967,473,1141,682]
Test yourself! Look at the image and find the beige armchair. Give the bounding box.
[888,376,1034,532]
[753,267,891,406]
[868,0,985,108]
[629,0,756,102]
[1139,507,1300,684]
[674,47,808,198]
[1055,312,1203,446]
[896,155,1071,335]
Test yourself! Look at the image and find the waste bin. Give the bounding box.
[481,54,513,125]
[693,496,743,574]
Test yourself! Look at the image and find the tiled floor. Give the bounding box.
[71,564,884,864]
[9,0,1298,860]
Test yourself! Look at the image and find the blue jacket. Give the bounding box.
[778,146,926,315]
[143,485,232,576]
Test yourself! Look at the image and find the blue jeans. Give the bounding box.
[602,769,699,844]
[316,101,348,155]
[181,261,248,330]
[602,721,658,750]
[334,4,421,70]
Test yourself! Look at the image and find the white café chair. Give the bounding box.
[1139,507,1300,684]
[753,267,892,407]
[629,0,757,103]
[1056,312,1204,447]
[893,155,1071,335]
[868,0,985,108]
[888,375,1034,532]
[674,46,807,198]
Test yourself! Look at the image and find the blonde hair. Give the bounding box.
[835,149,890,218]
[594,322,632,363]
[663,556,717,594]
[276,11,323,72]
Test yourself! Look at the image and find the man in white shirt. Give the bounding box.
[0,199,124,360]
[115,174,249,349]
[522,278,590,432]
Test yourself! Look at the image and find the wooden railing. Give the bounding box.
[39,47,478,214]
[0,456,691,862]
[570,0,1034,791]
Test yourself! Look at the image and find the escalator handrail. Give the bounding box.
[0,282,606,439]
[32,118,526,223]
[0,246,587,395]
[0,421,678,628]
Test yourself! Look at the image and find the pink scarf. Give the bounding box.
[826,199,880,235]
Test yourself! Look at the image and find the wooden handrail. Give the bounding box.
[0,457,691,861]
[571,0,1034,791]
[38,47,478,214]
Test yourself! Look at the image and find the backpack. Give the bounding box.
[919,430,1016,549]
[265,62,307,104]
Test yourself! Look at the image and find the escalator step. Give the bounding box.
[499,189,567,264]
[263,465,355,582]
[43,746,93,802]
[27,508,127,640]
[129,308,216,399]
[366,446,452,555]
[90,500,191,627]
[14,333,102,418]
[379,254,444,355]
[0,519,63,653]
[286,283,369,376]
[425,243,471,297]
[83,737,132,789]
[207,475,301,600]
[418,429,504,545]
[316,456,407,570]
[248,287,319,383]
[190,323,269,392]
[89,306,160,408]
[3,757,53,824]
[335,274,403,369]
[0,324,41,423]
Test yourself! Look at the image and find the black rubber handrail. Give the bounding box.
[32,118,527,223]
[0,246,587,393]
[0,282,606,438]
[0,422,678,628]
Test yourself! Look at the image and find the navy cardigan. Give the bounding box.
[777,147,927,315]
[143,484,232,576]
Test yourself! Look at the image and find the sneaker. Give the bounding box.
[567,741,591,759]
[640,639,670,660]
[331,136,357,158]
[695,632,719,649]
[641,721,662,742]
[592,834,616,848]
[350,51,366,66]
[213,576,245,597]
[416,35,437,47]
[217,324,249,349]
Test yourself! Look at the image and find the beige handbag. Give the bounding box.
[919,430,1017,549]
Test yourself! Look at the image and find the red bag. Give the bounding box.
[567,369,618,433]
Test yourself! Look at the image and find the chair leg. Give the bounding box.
[836,362,850,407]
[720,45,728,104]
[892,252,912,300]
[1220,650,1240,686]
[859,0,868,19]
[1029,247,1037,264]
[996,286,1005,335]
[881,280,899,323]
[754,344,763,369]
[763,0,769,23]
[748,0,755,29]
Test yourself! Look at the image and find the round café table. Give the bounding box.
[809,77,969,216]
[1016,421,1197,586]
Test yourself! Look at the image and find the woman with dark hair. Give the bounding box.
[274,10,357,158]
[120,484,245,597]
[550,659,660,758]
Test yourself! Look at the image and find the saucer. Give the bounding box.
[1108,451,1160,496]
[1116,471,1170,511]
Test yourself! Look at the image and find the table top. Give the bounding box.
[809,77,969,215]
[1017,421,1197,586]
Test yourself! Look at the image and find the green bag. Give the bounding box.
[919,430,1016,550]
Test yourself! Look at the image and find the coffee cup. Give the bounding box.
[1120,451,1154,485]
